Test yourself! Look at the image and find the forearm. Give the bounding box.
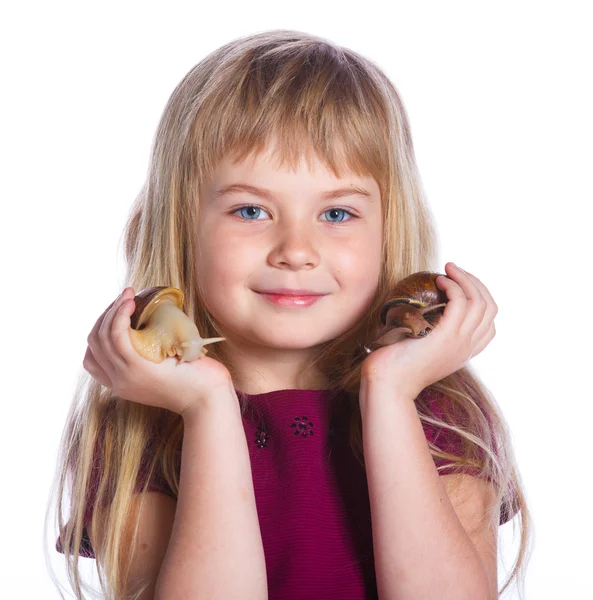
[155,378,267,600]
[359,375,490,600]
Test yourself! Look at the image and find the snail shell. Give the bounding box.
[128,286,226,363]
[369,271,449,349]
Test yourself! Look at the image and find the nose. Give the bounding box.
[267,222,320,269]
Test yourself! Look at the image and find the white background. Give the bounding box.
[2,1,590,598]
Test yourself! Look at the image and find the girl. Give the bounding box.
[47,29,532,600]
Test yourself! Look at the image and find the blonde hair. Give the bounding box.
[45,29,533,599]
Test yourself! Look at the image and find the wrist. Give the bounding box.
[359,370,418,411]
[181,378,238,426]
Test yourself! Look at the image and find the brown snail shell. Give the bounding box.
[128,286,226,363]
[368,271,449,349]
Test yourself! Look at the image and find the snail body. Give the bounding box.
[128,286,226,363]
[370,271,449,349]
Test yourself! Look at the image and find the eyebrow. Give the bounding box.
[214,183,373,202]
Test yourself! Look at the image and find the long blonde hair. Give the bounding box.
[45,29,533,600]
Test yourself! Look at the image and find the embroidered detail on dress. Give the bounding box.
[255,428,270,449]
[291,415,314,438]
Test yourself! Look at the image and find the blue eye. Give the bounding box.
[234,205,267,220]
[232,205,357,223]
[323,208,354,223]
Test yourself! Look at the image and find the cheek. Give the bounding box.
[196,252,242,324]
[195,232,252,295]
[334,238,382,283]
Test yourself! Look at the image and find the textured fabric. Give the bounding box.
[56,387,516,598]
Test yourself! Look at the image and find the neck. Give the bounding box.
[221,342,330,395]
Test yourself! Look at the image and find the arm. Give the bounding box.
[359,374,495,600]
[155,378,268,600]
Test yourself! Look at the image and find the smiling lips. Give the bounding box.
[258,288,326,296]
[255,289,327,307]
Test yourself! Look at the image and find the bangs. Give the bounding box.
[194,40,391,192]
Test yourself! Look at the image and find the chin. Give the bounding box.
[246,328,329,349]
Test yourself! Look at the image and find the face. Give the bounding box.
[195,141,383,365]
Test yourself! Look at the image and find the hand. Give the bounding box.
[83,287,233,416]
[361,262,498,400]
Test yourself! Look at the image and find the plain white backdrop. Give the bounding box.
[1,1,590,598]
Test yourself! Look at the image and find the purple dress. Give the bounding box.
[56,387,516,599]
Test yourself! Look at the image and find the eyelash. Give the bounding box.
[230,204,359,224]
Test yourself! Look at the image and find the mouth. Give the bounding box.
[255,291,326,307]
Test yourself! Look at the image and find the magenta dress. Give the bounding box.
[56,387,516,599]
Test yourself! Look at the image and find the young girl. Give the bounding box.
[48,29,532,600]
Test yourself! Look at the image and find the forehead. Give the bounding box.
[208,141,377,192]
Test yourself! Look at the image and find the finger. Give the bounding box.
[111,296,140,364]
[88,291,122,339]
[98,288,134,370]
[87,295,122,375]
[435,267,467,330]
[457,267,498,341]
[460,268,498,317]
[445,263,487,336]
[83,346,113,389]
[469,322,496,359]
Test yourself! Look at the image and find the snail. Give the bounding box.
[367,271,449,350]
[128,286,226,363]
